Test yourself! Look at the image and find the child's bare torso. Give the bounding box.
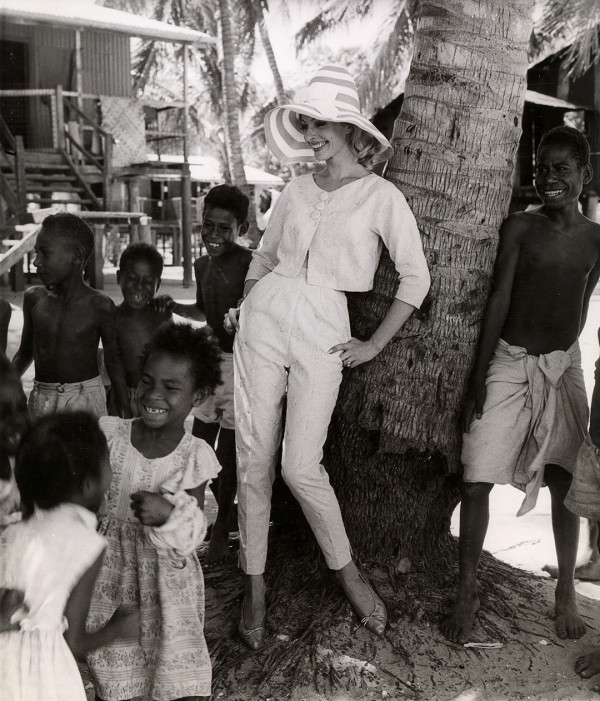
[502,211,600,356]
[30,286,108,383]
[116,306,171,387]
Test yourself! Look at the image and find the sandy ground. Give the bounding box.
[2,270,600,700]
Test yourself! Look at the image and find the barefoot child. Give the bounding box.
[86,322,222,701]
[157,185,252,566]
[441,126,600,644]
[565,329,600,681]
[0,412,139,700]
[12,213,130,419]
[110,242,171,416]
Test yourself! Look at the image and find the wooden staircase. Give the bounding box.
[1,152,102,212]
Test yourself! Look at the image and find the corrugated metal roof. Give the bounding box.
[525,89,589,111]
[0,0,215,45]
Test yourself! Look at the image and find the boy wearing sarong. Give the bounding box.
[441,126,600,644]
[566,330,600,681]
[12,213,130,419]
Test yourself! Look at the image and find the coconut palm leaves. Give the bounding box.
[535,0,600,77]
[295,0,421,113]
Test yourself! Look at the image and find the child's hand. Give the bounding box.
[461,382,487,433]
[130,491,174,526]
[223,307,240,335]
[0,588,26,632]
[152,295,176,314]
[109,606,140,640]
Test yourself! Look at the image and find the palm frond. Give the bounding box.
[535,0,600,76]
[295,0,375,50]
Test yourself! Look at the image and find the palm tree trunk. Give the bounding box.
[255,3,286,104]
[324,0,535,561]
[217,0,260,243]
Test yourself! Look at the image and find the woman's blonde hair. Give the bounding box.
[346,123,384,167]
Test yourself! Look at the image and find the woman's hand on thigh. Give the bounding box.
[329,338,379,368]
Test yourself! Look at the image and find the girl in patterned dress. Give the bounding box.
[86,322,222,701]
[0,412,139,701]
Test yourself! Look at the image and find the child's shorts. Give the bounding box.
[28,376,108,420]
[564,438,600,520]
[193,351,234,430]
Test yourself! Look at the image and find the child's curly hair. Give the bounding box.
[142,321,222,394]
[16,412,108,515]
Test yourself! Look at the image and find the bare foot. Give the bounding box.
[555,586,587,639]
[543,561,600,582]
[440,592,480,644]
[574,561,600,581]
[575,648,600,678]
[205,523,231,567]
[542,564,559,579]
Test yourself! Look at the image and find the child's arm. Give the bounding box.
[63,552,139,661]
[0,299,11,355]
[580,255,600,333]
[12,289,36,376]
[153,296,206,322]
[153,259,207,322]
[130,482,208,525]
[0,588,26,633]
[591,329,600,448]
[97,297,132,419]
[186,482,208,509]
[463,215,523,430]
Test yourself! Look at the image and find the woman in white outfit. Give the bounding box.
[227,65,431,649]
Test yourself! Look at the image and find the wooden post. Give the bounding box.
[127,178,141,242]
[181,43,193,286]
[14,136,27,224]
[55,84,65,150]
[89,224,105,289]
[103,137,113,211]
[139,216,152,244]
[75,30,83,114]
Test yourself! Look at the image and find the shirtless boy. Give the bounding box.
[12,212,130,419]
[157,184,252,566]
[112,243,171,416]
[441,126,600,644]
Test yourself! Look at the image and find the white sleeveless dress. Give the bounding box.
[0,503,106,701]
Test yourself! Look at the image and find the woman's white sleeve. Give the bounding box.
[376,189,430,308]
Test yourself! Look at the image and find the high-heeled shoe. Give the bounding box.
[355,571,387,637]
[238,598,265,650]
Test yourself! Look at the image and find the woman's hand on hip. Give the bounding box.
[329,338,380,368]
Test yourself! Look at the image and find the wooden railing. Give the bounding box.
[61,92,113,210]
[0,112,27,224]
[0,86,114,210]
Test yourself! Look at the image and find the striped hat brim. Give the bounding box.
[264,102,393,165]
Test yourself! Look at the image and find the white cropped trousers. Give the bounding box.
[234,270,353,575]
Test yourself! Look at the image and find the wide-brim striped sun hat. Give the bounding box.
[264,65,393,165]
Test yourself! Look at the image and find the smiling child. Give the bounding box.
[441,126,600,645]
[156,184,252,566]
[12,212,130,419]
[112,243,171,416]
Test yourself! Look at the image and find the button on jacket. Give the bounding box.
[247,173,430,308]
